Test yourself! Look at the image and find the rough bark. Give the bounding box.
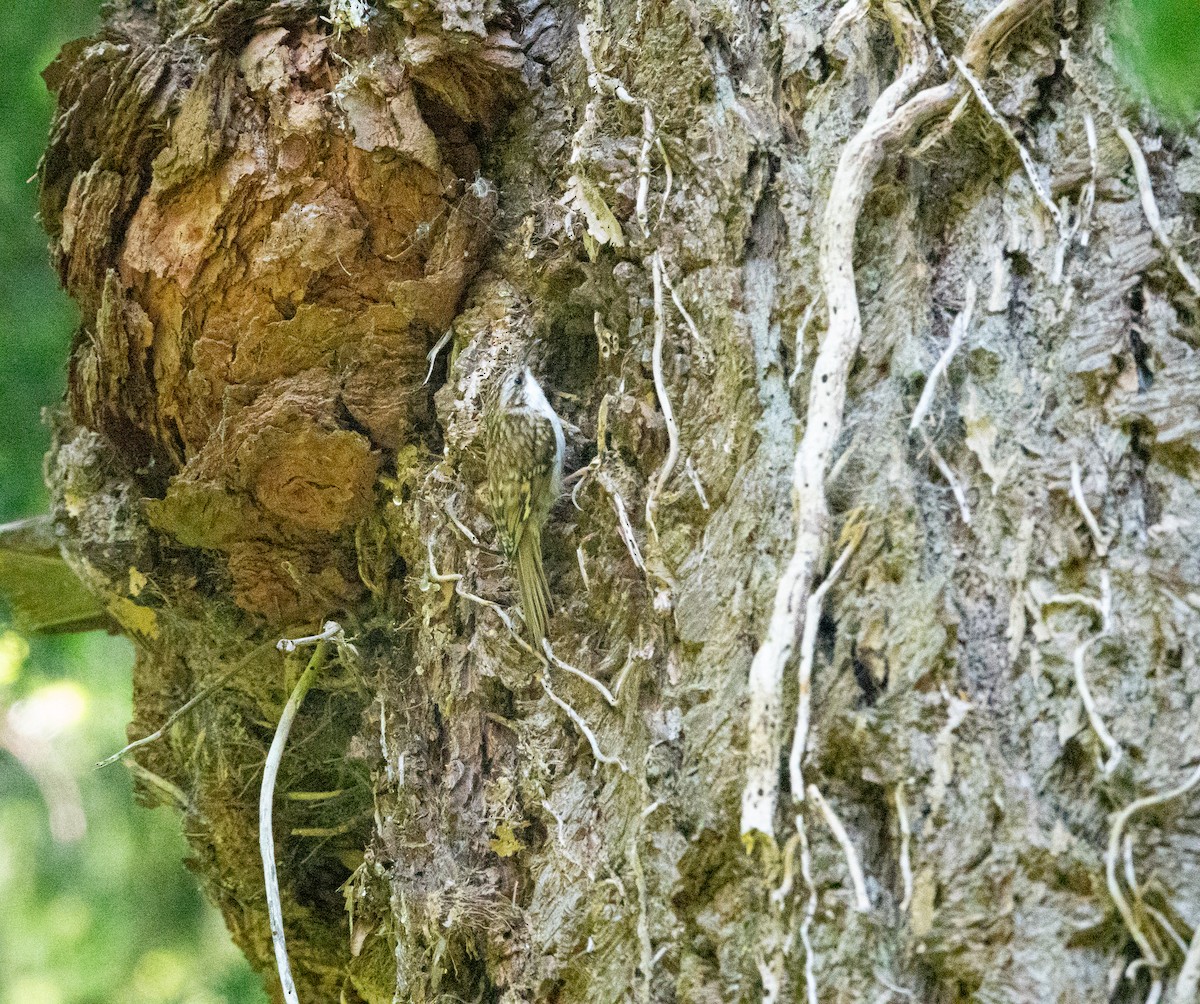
[33,0,1200,1001]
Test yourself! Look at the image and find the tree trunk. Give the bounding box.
[34,0,1200,1000]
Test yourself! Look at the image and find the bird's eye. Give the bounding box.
[514,371,524,386]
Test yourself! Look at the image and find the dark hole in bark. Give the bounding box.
[852,649,881,706]
[1129,422,1163,527]
[1129,286,1154,392]
[817,610,837,667]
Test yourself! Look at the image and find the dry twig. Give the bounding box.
[97,641,277,768]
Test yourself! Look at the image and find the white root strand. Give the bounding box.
[924,434,973,525]
[577,22,637,106]
[685,458,710,510]
[543,639,618,707]
[1043,591,1107,623]
[276,619,342,653]
[636,105,654,237]
[1073,636,1123,777]
[1117,126,1200,298]
[875,972,917,999]
[378,696,395,786]
[630,832,655,1004]
[1071,459,1109,556]
[578,16,667,245]
[1176,919,1200,1004]
[450,572,546,662]
[910,279,977,431]
[542,670,627,772]
[423,328,453,386]
[788,540,858,801]
[1106,765,1200,979]
[741,0,1047,839]
[1123,832,1139,895]
[609,486,647,573]
[656,136,673,221]
[427,541,460,583]
[260,640,331,1004]
[576,545,591,591]
[1076,111,1097,247]
[659,259,711,359]
[895,782,914,914]
[1048,581,1120,774]
[1146,904,1191,956]
[807,783,871,912]
[796,814,819,1004]
[788,297,820,388]
[743,0,932,839]
[646,253,681,540]
[770,832,799,909]
[442,496,482,547]
[953,58,1065,252]
[541,799,587,874]
[96,642,275,769]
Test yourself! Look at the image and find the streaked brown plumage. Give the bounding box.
[485,366,565,642]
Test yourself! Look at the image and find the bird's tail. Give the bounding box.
[517,530,552,643]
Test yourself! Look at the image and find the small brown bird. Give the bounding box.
[484,365,565,643]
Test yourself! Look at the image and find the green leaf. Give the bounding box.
[1112,0,1200,122]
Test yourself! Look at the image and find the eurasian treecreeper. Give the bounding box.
[484,365,565,642]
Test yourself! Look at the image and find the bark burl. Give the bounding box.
[30,0,1200,1000]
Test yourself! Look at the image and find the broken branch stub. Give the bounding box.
[42,9,521,626]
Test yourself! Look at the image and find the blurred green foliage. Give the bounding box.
[0,3,266,1001]
[1112,0,1200,123]
[0,631,266,1004]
